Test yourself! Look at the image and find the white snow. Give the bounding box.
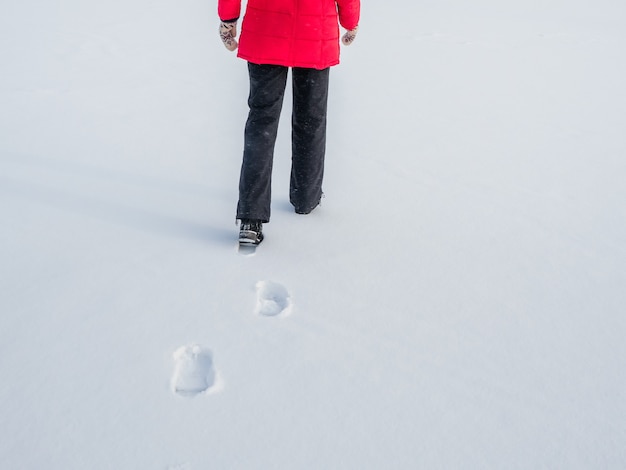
[1,0,625,468]
[172,344,218,397]
[255,281,292,317]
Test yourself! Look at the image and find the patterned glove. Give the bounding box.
[219,19,238,51]
[342,26,358,46]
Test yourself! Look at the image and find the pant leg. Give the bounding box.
[290,67,330,214]
[236,63,289,223]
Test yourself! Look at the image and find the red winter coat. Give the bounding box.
[218,0,360,70]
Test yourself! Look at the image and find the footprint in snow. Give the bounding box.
[255,281,292,317]
[171,344,216,397]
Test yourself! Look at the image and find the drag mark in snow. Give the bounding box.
[171,344,217,397]
[255,281,292,317]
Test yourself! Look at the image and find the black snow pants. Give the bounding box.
[236,63,330,223]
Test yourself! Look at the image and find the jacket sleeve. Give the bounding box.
[336,0,360,30]
[218,0,241,21]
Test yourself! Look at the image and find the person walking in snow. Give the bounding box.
[217,0,360,245]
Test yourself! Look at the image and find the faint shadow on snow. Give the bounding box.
[255,281,292,317]
[273,200,296,214]
[0,174,233,246]
[171,344,222,397]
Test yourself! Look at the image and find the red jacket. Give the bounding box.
[218,0,360,69]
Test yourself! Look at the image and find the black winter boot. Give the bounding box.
[239,219,264,245]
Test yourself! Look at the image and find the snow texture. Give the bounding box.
[255,281,292,317]
[1,0,626,468]
[171,344,216,397]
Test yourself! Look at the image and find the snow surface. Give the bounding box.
[1,0,626,468]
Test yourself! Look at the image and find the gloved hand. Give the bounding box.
[342,26,358,46]
[219,19,238,51]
